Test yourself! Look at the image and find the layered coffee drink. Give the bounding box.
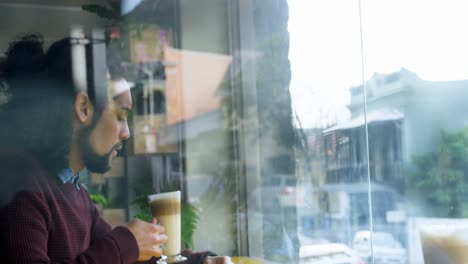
[149,191,182,258]
[421,231,468,264]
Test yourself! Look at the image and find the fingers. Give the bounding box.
[126,218,169,261]
[205,256,232,264]
[147,222,166,235]
[139,233,167,259]
[154,224,166,233]
[151,244,163,257]
[153,233,168,245]
[222,256,232,264]
[148,233,167,257]
[147,221,167,256]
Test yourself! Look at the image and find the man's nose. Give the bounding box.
[120,121,130,140]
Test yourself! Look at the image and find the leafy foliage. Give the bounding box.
[90,193,109,208]
[180,203,200,249]
[131,193,152,222]
[409,128,468,217]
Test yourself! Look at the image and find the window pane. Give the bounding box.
[289,1,369,263]
[361,1,468,264]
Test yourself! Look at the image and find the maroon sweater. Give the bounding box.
[0,153,212,264]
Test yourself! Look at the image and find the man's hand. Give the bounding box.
[125,218,168,261]
[204,256,232,264]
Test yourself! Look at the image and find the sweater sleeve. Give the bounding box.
[0,191,52,263]
[0,191,139,264]
[88,201,139,263]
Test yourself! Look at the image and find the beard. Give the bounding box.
[77,123,115,174]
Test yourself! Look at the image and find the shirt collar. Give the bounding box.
[58,167,80,185]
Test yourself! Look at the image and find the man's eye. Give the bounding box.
[117,115,126,122]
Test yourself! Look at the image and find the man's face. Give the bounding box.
[78,90,132,173]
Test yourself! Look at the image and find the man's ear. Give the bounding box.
[74,92,93,123]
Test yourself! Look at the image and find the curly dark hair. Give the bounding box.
[0,34,100,175]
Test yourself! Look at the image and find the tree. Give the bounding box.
[409,128,468,217]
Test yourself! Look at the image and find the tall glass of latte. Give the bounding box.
[148,191,187,264]
[421,230,468,264]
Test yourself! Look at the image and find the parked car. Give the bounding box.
[353,231,407,264]
[300,243,364,264]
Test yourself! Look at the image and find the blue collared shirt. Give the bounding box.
[58,167,81,190]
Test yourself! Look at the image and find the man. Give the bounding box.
[0,35,229,264]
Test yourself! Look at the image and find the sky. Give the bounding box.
[288,0,468,129]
